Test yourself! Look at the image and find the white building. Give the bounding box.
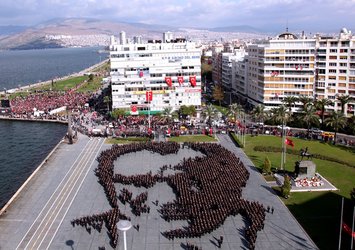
[109,31,202,114]
[229,29,355,115]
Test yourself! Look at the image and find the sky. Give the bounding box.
[1,0,355,32]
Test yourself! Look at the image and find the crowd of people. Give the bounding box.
[70,141,266,249]
[10,91,90,115]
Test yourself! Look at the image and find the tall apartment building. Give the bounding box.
[109,31,202,114]
[231,29,355,115]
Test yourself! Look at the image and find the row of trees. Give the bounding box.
[249,96,354,144]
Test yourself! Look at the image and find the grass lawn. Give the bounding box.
[31,76,89,92]
[105,137,150,144]
[76,76,102,93]
[241,135,355,250]
[168,135,217,143]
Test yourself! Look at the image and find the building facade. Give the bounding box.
[109,32,202,114]
[229,29,355,115]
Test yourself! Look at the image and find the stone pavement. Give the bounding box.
[0,134,318,250]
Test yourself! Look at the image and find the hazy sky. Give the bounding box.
[2,0,355,32]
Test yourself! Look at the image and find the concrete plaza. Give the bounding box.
[0,134,318,249]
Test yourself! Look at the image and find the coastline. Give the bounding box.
[0,136,65,215]
[0,116,68,124]
[1,58,109,95]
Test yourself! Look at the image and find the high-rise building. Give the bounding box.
[109,32,202,114]
[229,29,355,115]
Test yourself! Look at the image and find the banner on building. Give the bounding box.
[177,76,184,85]
[146,91,153,102]
[165,77,172,87]
[189,76,196,87]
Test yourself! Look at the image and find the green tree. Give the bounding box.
[315,98,333,129]
[281,175,291,198]
[325,111,347,145]
[160,107,173,124]
[88,74,94,82]
[337,94,352,114]
[212,84,224,106]
[202,104,217,126]
[103,95,111,112]
[282,96,298,113]
[251,104,268,124]
[298,95,313,111]
[262,157,272,174]
[348,115,355,135]
[111,108,126,120]
[270,105,291,126]
[228,103,244,123]
[302,104,320,136]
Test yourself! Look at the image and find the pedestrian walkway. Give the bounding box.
[0,134,318,249]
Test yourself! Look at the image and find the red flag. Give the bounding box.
[131,105,137,113]
[139,70,143,77]
[189,76,196,87]
[209,127,213,135]
[177,76,184,85]
[342,222,355,237]
[165,77,172,87]
[146,91,153,102]
[285,138,294,147]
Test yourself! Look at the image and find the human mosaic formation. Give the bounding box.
[71,142,266,249]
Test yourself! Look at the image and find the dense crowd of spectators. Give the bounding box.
[10,91,90,115]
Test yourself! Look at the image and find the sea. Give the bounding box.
[0,47,107,209]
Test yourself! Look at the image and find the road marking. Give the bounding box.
[15,138,98,250]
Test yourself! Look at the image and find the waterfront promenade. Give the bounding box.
[0,134,318,249]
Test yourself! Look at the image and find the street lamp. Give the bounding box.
[117,220,132,250]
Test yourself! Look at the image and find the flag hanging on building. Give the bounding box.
[177,76,184,85]
[165,77,172,87]
[146,91,153,102]
[139,70,144,77]
[189,76,196,87]
[285,138,294,147]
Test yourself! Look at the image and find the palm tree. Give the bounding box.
[347,115,355,135]
[282,96,298,113]
[315,98,333,129]
[103,95,111,112]
[250,104,268,124]
[298,95,313,111]
[160,107,173,124]
[337,94,352,114]
[270,105,291,126]
[302,104,320,137]
[325,111,347,145]
[228,103,244,123]
[202,104,217,126]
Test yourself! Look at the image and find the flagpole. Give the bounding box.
[351,205,355,250]
[338,197,344,250]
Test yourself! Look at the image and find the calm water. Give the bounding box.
[0,47,106,90]
[0,47,107,209]
[0,120,67,208]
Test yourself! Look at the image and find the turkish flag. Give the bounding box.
[189,76,196,87]
[165,77,172,87]
[342,222,355,237]
[139,71,143,77]
[285,138,294,147]
[131,105,137,112]
[146,91,153,102]
[177,76,184,85]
